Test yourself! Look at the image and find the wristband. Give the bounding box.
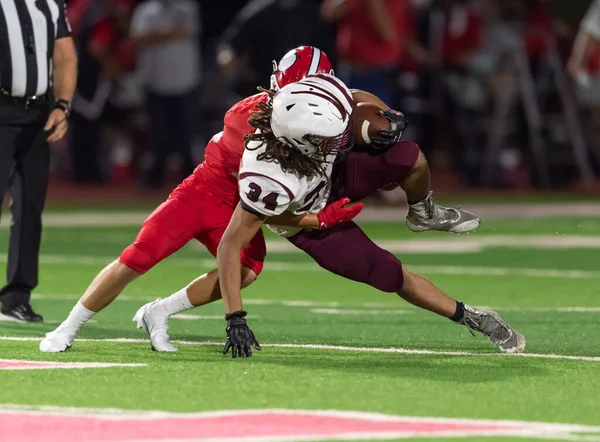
[53,99,71,119]
[225,310,248,321]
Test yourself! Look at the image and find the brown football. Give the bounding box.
[352,102,390,146]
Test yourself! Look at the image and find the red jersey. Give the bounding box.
[192,93,269,206]
[335,0,413,68]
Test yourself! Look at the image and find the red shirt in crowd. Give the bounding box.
[66,0,90,37]
[335,0,414,68]
[90,19,136,71]
[523,6,557,61]
[441,7,483,67]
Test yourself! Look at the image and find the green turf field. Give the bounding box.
[1,205,600,441]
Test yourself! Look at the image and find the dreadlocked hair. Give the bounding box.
[244,87,327,180]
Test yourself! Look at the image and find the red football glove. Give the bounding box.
[316,197,365,230]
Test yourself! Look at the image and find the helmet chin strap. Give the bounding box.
[270,61,279,90]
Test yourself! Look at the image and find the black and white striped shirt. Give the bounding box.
[0,0,71,98]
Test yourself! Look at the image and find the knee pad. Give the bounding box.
[365,251,404,293]
[383,140,420,169]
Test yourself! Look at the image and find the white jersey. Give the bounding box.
[239,140,335,237]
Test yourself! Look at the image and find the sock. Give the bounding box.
[159,288,194,316]
[62,301,95,331]
[450,301,465,322]
[407,191,431,206]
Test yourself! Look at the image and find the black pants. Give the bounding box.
[146,91,196,186]
[70,111,104,183]
[0,100,50,307]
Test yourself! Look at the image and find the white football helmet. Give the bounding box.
[270,74,354,159]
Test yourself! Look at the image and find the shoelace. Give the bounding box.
[462,315,478,337]
[412,197,460,224]
[465,310,512,344]
[433,204,461,224]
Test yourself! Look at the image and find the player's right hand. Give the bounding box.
[223,311,261,358]
[371,109,407,150]
[317,197,364,230]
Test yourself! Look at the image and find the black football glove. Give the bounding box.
[370,109,408,151]
[222,310,261,359]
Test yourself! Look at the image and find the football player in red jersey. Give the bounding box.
[40,46,364,353]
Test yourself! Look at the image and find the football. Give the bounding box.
[352,102,391,146]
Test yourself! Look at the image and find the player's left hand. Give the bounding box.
[317,197,364,229]
[370,109,407,150]
[44,109,69,143]
[223,310,261,358]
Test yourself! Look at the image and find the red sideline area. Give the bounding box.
[0,409,554,442]
[44,182,169,205]
[41,175,600,207]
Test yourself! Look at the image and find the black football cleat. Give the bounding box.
[1,304,43,323]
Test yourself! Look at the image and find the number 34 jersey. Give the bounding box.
[238,140,334,237]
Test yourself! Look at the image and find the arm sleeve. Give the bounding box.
[56,0,72,39]
[583,0,600,40]
[238,173,294,217]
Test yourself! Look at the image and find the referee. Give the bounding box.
[0,0,77,322]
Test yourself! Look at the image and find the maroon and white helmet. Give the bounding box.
[271,74,354,159]
[270,46,335,91]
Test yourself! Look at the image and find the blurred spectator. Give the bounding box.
[438,0,483,69]
[522,0,570,63]
[71,0,136,183]
[131,0,201,188]
[569,0,600,82]
[67,0,106,38]
[569,0,600,164]
[218,0,333,96]
[321,0,419,107]
[418,0,486,186]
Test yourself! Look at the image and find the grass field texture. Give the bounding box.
[0,203,599,441]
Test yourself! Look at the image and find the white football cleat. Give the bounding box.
[39,325,76,353]
[133,300,177,352]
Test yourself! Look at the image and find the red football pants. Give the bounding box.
[119,177,266,276]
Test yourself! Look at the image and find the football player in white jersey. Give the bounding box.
[217,74,526,358]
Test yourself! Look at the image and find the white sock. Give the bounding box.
[62,301,95,331]
[159,288,194,316]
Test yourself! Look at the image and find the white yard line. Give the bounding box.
[27,293,600,313]
[172,314,262,321]
[259,235,600,254]
[0,359,145,370]
[1,336,599,363]
[310,308,410,315]
[14,252,600,280]
[0,313,97,324]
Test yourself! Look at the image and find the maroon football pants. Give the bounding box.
[288,141,420,292]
